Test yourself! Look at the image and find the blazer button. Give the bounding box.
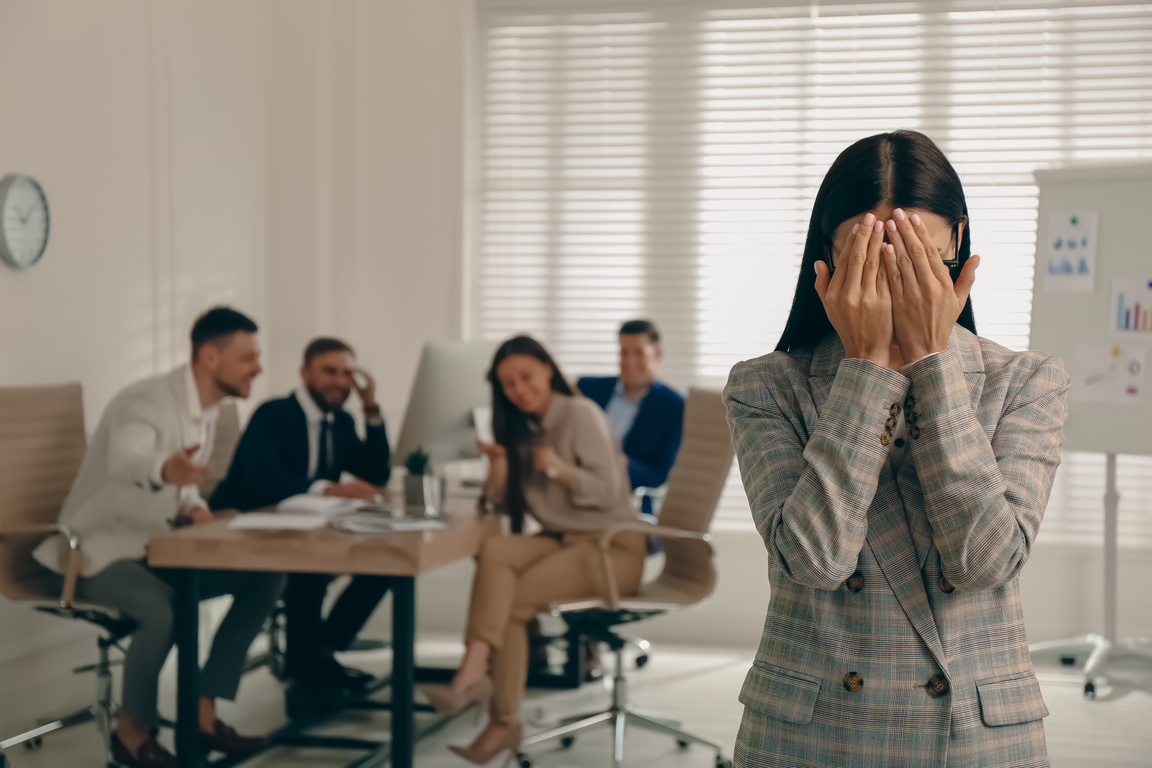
[843,672,864,693]
[846,571,865,593]
[905,395,917,409]
[909,426,921,440]
[926,674,950,697]
[885,416,897,430]
[939,576,955,593]
[881,431,892,446]
[889,403,901,417]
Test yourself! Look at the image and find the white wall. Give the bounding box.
[0,0,472,667]
[0,0,271,663]
[263,0,470,425]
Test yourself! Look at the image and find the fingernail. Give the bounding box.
[910,213,921,227]
[874,220,884,234]
[886,219,897,232]
[893,208,907,222]
[863,213,875,226]
[851,223,860,235]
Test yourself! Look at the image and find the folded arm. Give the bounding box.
[725,356,910,590]
[904,349,1069,591]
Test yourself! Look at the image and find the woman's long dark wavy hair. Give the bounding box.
[487,336,574,532]
[776,130,976,353]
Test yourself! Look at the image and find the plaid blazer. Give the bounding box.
[725,326,1069,768]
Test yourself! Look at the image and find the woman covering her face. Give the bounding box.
[725,130,1070,767]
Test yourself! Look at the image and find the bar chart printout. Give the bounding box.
[1112,279,1152,334]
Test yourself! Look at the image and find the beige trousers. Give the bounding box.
[465,530,647,721]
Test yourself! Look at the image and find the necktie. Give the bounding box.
[316,418,336,481]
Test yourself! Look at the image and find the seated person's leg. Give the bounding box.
[319,575,393,689]
[282,572,331,684]
[322,574,392,653]
[78,560,179,767]
[164,569,285,758]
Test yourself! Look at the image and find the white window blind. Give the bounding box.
[472,0,1152,544]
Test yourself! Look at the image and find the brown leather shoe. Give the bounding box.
[199,719,267,757]
[110,732,177,768]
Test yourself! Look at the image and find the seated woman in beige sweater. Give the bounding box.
[424,335,645,764]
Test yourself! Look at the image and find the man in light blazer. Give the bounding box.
[33,308,284,768]
[725,326,1070,767]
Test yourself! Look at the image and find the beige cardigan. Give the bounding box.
[514,393,638,533]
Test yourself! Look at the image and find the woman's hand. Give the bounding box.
[814,213,893,367]
[882,209,979,361]
[476,441,506,462]
[477,441,508,501]
[534,446,574,486]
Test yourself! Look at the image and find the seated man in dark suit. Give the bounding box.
[210,337,393,715]
[577,319,684,517]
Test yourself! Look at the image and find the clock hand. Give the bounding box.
[16,204,34,225]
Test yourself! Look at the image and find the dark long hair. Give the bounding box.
[487,336,574,532]
[776,130,976,353]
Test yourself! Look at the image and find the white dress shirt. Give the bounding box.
[150,365,218,511]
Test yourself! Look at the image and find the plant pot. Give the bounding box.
[404,474,445,518]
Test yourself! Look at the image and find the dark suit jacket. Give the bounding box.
[576,376,684,493]
[210,394,390,512]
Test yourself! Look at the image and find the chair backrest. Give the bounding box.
[199,400,241,500]
[646,386,734,603]
[0,384,87,602]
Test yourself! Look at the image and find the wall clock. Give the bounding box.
[0,173,50,270]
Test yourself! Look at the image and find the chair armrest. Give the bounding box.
[0,523,84,606]
[593,522,712,609]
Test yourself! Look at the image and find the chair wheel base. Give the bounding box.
[514,753,532,768]
[1084,681,1096,699]
[716,757,733,768]
[25,736,44,750]
[560,736,575,749]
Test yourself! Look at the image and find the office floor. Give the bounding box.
[1,637,1150,767]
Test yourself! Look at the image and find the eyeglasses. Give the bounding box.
[823,218,964,275]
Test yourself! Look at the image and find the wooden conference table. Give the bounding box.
[148,507,499,768]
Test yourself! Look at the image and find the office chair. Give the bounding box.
[0,384,141,768]
[517,387,736,768]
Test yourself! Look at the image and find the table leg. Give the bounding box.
[391,577,415,768]
[173,569,202,767]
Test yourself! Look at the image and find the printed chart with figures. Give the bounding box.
[1072,345,1145,404]
[1111,279,1152,334]
[1044,212,1098,293]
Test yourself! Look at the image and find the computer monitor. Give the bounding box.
[393,340,500,468]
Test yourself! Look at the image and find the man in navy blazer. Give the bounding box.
[211,338,392,714]
[577,320,684,516]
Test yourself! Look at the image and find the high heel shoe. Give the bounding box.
[422,677,492,717]
[448,721,523,766]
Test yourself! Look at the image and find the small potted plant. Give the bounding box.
[404,448,442,517]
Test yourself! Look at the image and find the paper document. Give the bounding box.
[276,494,362,519]
[229,514,327,531]
[333,514,449,534]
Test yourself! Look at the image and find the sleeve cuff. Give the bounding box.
[309,480,332,495]
[150,456,166,491]
[900,349,948,373]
